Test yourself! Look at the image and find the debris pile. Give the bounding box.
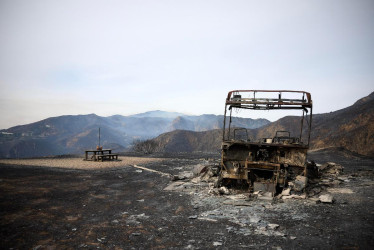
[161,159,361,240]
[278,162,345,203]
[190,164,219,183]
[165,161,350,205]
[209,186,230,195]
[305,162,346,203]
[319,162,344,176]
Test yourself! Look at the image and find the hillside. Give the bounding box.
[169,115,269,132]
[153,129,223,153]
[310,92,374,155]
[150,92,374,157]
[0,112,269,158]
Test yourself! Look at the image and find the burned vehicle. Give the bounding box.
[218,90,313,195]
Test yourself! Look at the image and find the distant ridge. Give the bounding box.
[128,110,186,119]
[0,112,270,158]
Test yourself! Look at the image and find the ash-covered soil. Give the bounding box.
[0,149,373,249]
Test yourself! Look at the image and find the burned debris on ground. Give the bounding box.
[161,155,372,244]
[165,159,349,204]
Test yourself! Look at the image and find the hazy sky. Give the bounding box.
[1,0,373,129]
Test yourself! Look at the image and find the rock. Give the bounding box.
[338,176,348,181]
[319,194,334,203]
[218,186,230,195]
[208,188,220,195]
[319,163,329,171]
[227,194,247,200]
[226,226,235,233]
[198,217,218,222]
[311,187,321,195]
[192,164,208,176]
[250,217,261,223]
[327,188,353,194]
[258,196,273,201]
[263,192,273,197]
[282,194,306,200]
[171,175,185,181]
[164,181,187,191]
[309,197,319,202]
[188,215,198,219]
[199,167,215,182]
[213,242,223,246]
[135,170,143,173]
[172,171,195,181]
[294,175,307,191]
[331,180,341,186]
[281,188,291,196]
[319,162,344,176]
[326,163,343,175]
[290,236,297,240]
[267,223,279,230]
[253,190,262,195]
[256,226,269,235]
[274,231,286,237]
[191,177,201,184]
[182,171,195,179]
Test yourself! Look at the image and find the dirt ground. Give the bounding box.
[0,156,163,170]
[0,150,373,249]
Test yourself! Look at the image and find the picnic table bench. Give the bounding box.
[96,153,119,161]
[84,149,119,161]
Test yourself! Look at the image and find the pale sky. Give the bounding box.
[1,0,373,129]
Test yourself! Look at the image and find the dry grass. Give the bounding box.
[0,157,163,170]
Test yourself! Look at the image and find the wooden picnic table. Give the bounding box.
[84,149,118,161]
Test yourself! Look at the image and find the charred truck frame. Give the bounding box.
[219,90,313,195]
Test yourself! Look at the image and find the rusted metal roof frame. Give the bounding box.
[226,90,312,109]
[222,90,313,146]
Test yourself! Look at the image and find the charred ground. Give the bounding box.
[0,149,373,249]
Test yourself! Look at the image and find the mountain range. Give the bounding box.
[0,111,269,158]
[150,92,374,157]
[1,92,373,158]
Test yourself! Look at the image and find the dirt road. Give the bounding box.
[0,151,373,249]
